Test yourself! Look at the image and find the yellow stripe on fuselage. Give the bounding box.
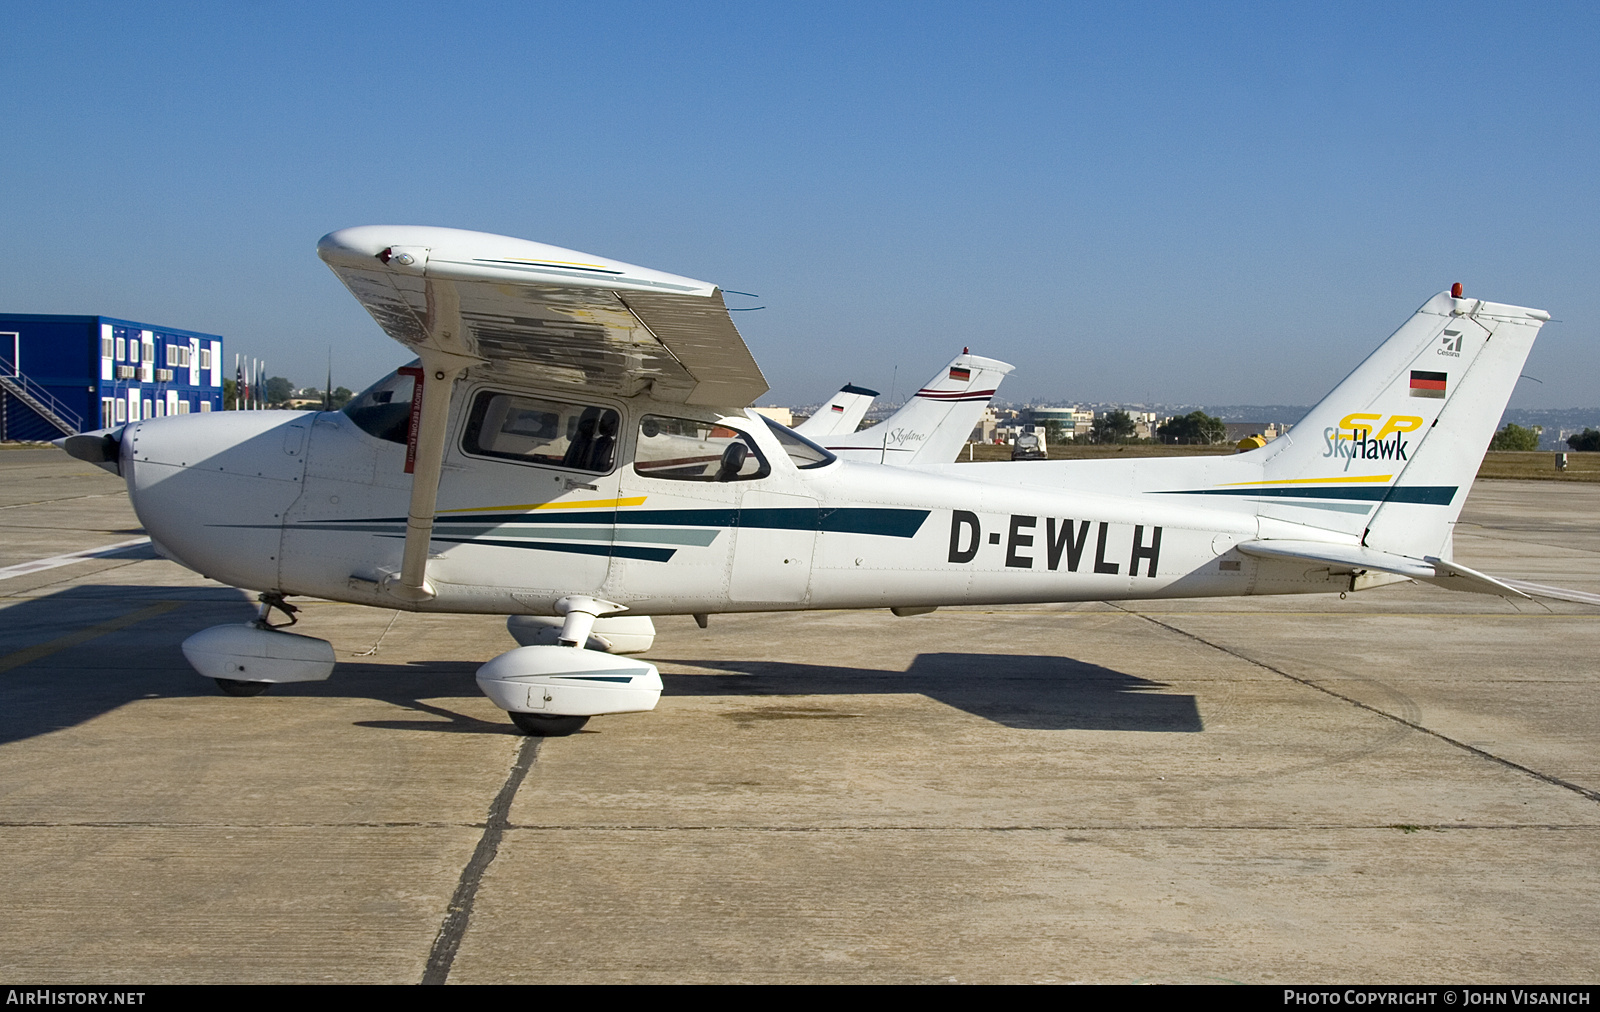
[1215,475,1393,487]
[439,497,648,513]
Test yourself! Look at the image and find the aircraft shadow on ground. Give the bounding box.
[1,584,1199,743]
[655,653,1203,732]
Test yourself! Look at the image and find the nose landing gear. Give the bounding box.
[182,593,336,697]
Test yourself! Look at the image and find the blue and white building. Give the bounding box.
[0,315,225,440]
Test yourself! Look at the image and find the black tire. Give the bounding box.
[508,711,590,736]
[215,678,271,697]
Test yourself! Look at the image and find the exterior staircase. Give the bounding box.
[0,355,83,437]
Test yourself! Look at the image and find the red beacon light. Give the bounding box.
[1451,282,1463,298]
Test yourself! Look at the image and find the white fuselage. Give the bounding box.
[121,384,1368,618]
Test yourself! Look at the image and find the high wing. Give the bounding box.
[317,226,767,408]
[316,225,769,603]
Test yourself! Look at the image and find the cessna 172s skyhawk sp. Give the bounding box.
[64,226,1567,736]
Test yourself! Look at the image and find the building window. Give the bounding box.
[200,347,212,371]
[115,399,127,423]
[102,337,114,359]
[116,337,127,361]
[199,401,211,413]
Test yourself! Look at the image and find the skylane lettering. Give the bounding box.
[948,511,1162,576]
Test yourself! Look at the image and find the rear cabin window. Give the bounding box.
[462,391,620,473]
[633,415,769,482]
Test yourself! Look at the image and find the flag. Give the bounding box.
[1409,370,1447,399]
[948,367,971,382]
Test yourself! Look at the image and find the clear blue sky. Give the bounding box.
[3,2,1595,409]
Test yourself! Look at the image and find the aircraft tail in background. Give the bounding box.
[827,351,1014,465]
[793,383,878,439]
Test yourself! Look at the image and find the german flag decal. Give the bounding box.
[1410,370,1447,399]
[948,367,971,381]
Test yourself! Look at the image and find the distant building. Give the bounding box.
[1,315,224,440]
[1128,411,1162,440]
[969,405,999,444]
[1031,406,1095,439]
[751,406,794,426]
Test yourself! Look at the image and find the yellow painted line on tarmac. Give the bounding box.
[0,601,180,675]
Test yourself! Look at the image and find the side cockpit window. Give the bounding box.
[462,391,620,473]
[342,364,418,444]
[633,416,770,482]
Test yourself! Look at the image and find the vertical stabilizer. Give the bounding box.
[827,351,1013,464]
[1252,291,1548,556]
[794,383,878,439]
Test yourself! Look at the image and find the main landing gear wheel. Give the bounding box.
[508,712,589,737]
[215,678,271,697]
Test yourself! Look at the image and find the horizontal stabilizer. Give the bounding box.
[1235,540,1531,598]
[1497,579,1600,608]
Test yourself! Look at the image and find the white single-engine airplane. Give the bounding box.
[62,226,1575,736]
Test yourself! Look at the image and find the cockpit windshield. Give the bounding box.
[761,415,836,469]
[342,362,419,444]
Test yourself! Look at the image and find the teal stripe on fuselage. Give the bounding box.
[318,506,931,538]
[1154,486,1456,505]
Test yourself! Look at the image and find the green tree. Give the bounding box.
[1090,409,1136,444]
[1157,410,1227,444]
[1567,428,1600,452]
[328,385,354,410]
[223,378,238,410]
[265,376,294,406]
[1488,423,1541,451]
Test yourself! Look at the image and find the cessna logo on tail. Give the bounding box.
[1323,413,1423,465]
[1439,330,1463,357]
[948,511,1162,576]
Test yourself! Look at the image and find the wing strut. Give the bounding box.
[384,347,483,603]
